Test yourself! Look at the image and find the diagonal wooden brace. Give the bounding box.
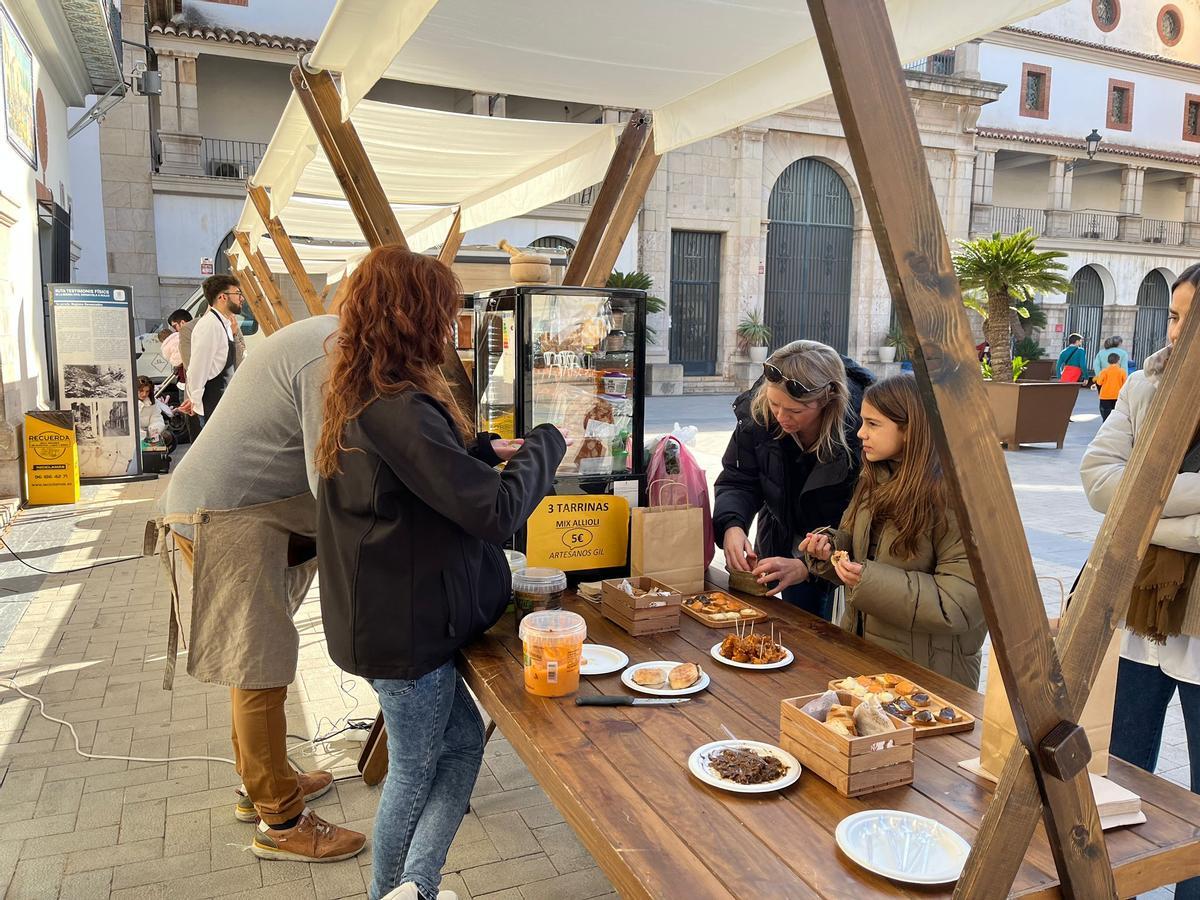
[247,183,326,317]
[234,231,294,328]
[807,2,1115,896]
[230,263,278,336]
[583,133,661,288]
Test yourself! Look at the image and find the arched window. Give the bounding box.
[214,231,236,276]
[1066,266,1105,369]
[1133,270,1170,365]
[529,235,576,253]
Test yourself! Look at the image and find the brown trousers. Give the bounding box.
[176,534,304,824]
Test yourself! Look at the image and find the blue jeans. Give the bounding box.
[369,662,486,900]
[1110,657,1200,900]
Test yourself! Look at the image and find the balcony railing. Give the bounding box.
[1142,218,1185,246]
[904,50,956,76]
[561,185,596,206]
[201,138,268,179]
[1070,211,1119,241]
[993,206,1046,236]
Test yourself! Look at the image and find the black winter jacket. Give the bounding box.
[713,356,874,562]
[317,392,566,680]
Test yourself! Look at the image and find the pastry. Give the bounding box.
[632,667,667,688]
[582,398,615,429]
[853,696,896,736]
[831,550,851,567]
[909,692,931,708]
[937,707,960,723]
[877,690,896,704]
[825,705,857,737]
[668,662,701,690]
[912,709,937,726]
[894,679,916,695]
[891,697,915,716]
[574,437,606,462]
[880,674,902,688]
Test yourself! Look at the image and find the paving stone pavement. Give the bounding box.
[0,392,1188,899]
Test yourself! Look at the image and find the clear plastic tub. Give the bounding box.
[519,609,586,697]
[504,549,527,573]
[512,567,567,627]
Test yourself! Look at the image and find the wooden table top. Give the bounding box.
[459,576,1200,899]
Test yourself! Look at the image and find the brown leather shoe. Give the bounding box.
[234,770,335,822]
[252,808,366,862]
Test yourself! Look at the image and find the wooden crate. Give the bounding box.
[601,577,682,610]
[780,691,914,798]
[601,600,681,636]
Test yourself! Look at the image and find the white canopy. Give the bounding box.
[309,0,1066,153]
[236,95,619,254]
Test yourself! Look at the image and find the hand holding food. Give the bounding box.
[751,557,809,595]
[722,527,758,573]
[800,532,833,561]
[832,552,863,588]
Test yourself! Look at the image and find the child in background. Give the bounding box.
[1091,352,1128,421]
[799,374,987,688]
[137,376,176,451]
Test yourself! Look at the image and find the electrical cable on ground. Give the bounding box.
[0,534,143,575]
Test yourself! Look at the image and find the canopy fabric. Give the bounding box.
[309,0,1066,153]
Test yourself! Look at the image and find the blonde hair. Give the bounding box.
[749,340,850,462]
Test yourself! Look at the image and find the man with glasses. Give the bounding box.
[180,275,246,429]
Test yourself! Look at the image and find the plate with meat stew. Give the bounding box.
[688,739,801,794]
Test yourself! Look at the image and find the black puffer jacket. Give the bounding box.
[713,356,874,562]
[317,391,565,680]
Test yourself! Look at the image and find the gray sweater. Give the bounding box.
[160,315,338,537]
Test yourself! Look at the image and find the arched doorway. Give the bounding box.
[764,158,854,353]
[1066,265,1105,371]
[1133,270,1170,365]
[214,231,236,276]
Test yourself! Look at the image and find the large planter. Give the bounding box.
[984,380,1080,450]
[749,345,769,363]
[878,346,897,364]
[1018,359,1054,382]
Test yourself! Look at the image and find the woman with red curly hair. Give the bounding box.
[315,245,565,900]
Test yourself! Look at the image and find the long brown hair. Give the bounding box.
[749,340,850,462]
[316,244,470,478]
[844,374,945,559]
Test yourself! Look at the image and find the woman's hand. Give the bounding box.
[834,556,864,588]
[490,438,525,461]
[752,557,809,594]
[799,532,832,561]
[722,527,758,572]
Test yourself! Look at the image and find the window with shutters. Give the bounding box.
[1106,79,1133,131]
[1185,95,1200,143]
[1020,64,1051,119]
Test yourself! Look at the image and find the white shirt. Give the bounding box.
[1121,633,1200,685]
[185,310,236,417]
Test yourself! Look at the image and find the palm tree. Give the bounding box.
[606,271,665,343]
[953,230,1070,382]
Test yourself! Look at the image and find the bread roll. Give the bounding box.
[825,705,857,737]
[668,663,701,690]
[632,667,667,687]
[853,695,896,736]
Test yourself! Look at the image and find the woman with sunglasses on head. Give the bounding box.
[714,339,874,619]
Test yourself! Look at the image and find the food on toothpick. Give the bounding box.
[668,662,701,690]
[632,667,668,688]
[718,629,787,666]
[707,747,788,785]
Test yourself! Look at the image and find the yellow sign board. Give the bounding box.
[25,412,79,506]
[526,495,630,571]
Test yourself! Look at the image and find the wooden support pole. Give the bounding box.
[437,207,465,267]
[584,136,661,287]
[247,183,326,317]
[960,299,1200,897]
[563,112,651,286]
[291,64,406,249]
[231,264,278,336]
[234,231,294,328]
[807,2,1115,897]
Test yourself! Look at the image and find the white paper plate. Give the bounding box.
[835,810,971,885]
[621,661,710,696]
[688,739,801,794]
[709,642,794,670]
[579,644,628,676]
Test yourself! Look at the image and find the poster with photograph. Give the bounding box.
[47,285,143,480]
[0,4,35,168]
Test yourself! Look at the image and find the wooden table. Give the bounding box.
[459,579,1200,899]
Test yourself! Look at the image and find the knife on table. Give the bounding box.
[575,696,691,706]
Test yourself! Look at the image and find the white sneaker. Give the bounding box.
[379,883,457,900]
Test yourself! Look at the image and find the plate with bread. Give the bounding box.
[621,661,709,696]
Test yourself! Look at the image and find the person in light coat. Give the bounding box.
[1080,262,1200,900]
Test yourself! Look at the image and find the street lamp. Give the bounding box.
[1065,129,1102,172]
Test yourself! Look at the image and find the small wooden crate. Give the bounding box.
[780,691,915,798]
[601,577,681,636]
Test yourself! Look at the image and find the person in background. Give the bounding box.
[315,245,564,900]
[1055,332,1088,381]
[1094,334,1129,377]
[1080,262,1200,900]
[801,374,986,688]
[1091,351,1127,421]
[136,375,175,451]
[714,340,874,619]
[180,275,244,428]
[161,308,192,376]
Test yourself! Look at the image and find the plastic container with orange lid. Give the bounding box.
[518,609,586,698]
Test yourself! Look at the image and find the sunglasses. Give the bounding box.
[763,362,833,401]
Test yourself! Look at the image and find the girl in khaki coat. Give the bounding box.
[801,374,987,688]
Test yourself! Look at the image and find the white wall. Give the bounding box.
[153,193,242,278]
[464,217,638,273]
[1143,177,1187,219]
[1072,169,1122,210]
[196,56,293,143]
[67,99,108,283]
[1016,0,1200,62]
[978,42,1200,155]
[992,158,1050,206]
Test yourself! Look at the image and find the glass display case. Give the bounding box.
[473,283,647,503]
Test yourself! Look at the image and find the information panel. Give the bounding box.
[46,284,143,480]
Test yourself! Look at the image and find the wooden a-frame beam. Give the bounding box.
[247,183,327,317]
[234,231,294,328]
[563,112,651,286]
[230,262,278,336]
[437,207,465,268]
[584,135,661,288]
[961,302,1200,896]
[807,2,1114,896]
[291,63,406,250]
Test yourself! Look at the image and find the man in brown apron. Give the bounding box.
[157,314,365,863]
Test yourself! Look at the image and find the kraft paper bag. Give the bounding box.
[980,624,1120,779]
[630,504,705,594]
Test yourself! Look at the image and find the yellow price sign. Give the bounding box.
[526,495,629,571]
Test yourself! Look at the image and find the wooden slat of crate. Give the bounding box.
[601,577,682,611]
[781,733,915,797]
[780,718,912,775]
[601,602,681,636]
